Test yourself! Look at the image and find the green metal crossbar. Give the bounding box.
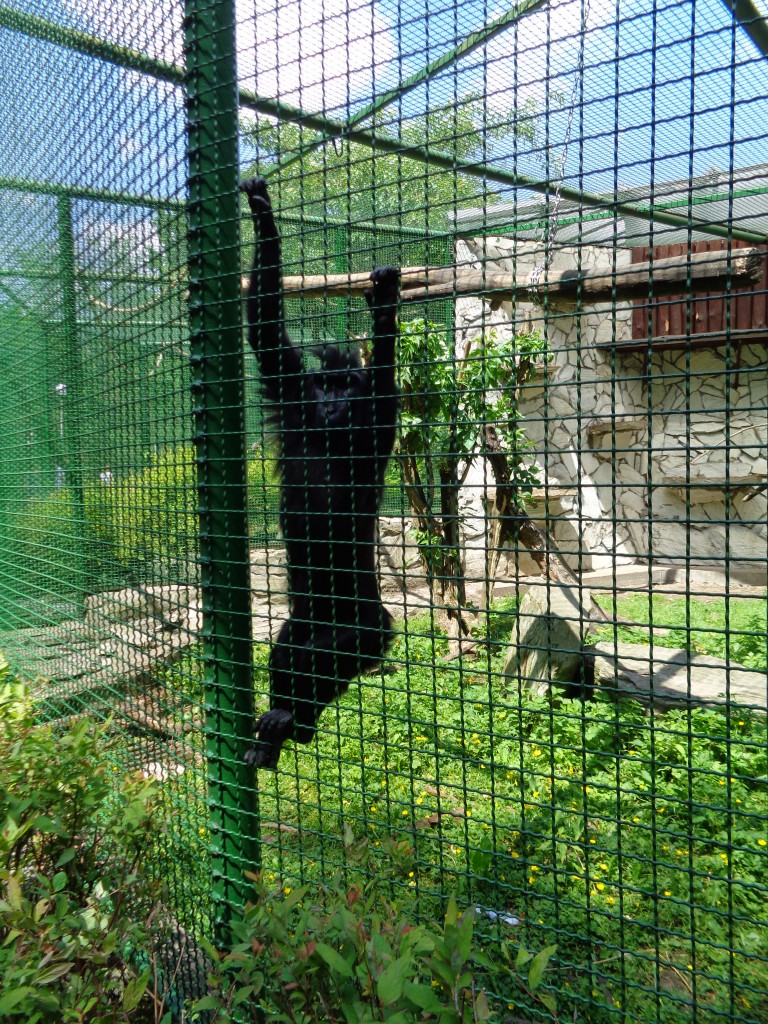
[721,0,768,58]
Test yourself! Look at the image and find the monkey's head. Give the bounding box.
[312,344,362,373]
[311,344,364,398]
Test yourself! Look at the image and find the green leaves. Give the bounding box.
[197,877,498,1023]
[510,944,558,1019]
[242,92,531,232]
[526,944,558,993]
[314,941,355,978]
[0,693,161,1023]
[397,318,546,620]
[376,954,411,1004]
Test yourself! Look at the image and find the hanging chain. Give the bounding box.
[528,0,591,296]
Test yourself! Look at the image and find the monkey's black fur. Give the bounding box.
[241,178,400,769]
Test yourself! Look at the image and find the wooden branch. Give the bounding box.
[246,247,765,305]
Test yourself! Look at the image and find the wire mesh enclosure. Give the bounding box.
[1,0,767,1019]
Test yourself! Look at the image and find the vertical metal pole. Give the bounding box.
[57,196,90,604]
[184,0,259,935]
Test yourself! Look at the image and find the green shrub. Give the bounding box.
[192,875,558,1024]
[0,681,163,1023]
[2,444,285,602]
[84,444,199,581]
[1,487,87,604]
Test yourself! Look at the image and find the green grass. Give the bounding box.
[237,595,768,1023]
[594,592,768,670]
[23,591,768,1022]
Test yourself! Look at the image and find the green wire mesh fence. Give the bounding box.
[1,0,767,1019]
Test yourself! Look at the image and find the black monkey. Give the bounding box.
[240,178,400,769]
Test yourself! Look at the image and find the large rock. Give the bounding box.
[85,585,196,628]
[591,641,767,709]
[250,546,288,638]
[377,516,422,582]
[503,584,593,694]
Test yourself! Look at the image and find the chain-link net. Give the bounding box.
[1,0,767,1019]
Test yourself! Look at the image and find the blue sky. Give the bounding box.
[0,0,767,222]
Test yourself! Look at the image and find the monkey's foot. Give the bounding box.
[239,176,272,212]
[365,265,400,309]
[245,708,294,770]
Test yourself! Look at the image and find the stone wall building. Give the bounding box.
[448,163,768,582]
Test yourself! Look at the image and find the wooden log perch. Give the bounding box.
[244,247,765,305]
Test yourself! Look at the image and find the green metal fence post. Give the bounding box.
[184,0,259,935]
[57,196,91,606]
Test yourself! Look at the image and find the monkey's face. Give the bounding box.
[310,344,365,408]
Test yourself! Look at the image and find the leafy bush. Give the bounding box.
[84,445,199,581]
[0,680,163,1023]
[193,876,559,1023]
[0,487,88,608]
[0,668,562,1024]
[395,320,546,640]
[3,444,283,603]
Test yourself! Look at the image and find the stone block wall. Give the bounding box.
[453,234,768,578]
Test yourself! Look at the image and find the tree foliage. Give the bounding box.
[240,91,538,230]
[396,319,546,640]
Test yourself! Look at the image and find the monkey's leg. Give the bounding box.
[248,611,394,769]
[288,612,395,743]
[246,708,294,770]
[247,618,306,770]
[248,616,351,769]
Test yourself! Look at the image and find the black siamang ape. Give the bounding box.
[240,178,400,769]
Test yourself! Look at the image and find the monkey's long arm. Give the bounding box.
[366,268,399,387]
[241,178,301,401]
[364,267,400,455]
